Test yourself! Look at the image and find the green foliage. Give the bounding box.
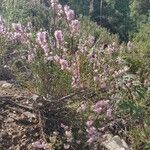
[130,0,150,24]
[124,23,150,82]
[79,16,119,44]
[1,0,53,31]
[118,75,150,149]
[60,0,90,15]
[117,23,150,149]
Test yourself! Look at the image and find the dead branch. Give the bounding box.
[0,95,33,112]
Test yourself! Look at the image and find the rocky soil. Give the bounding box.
[0,80,43,150]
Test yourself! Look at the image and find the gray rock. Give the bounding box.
[102,134,131,150]
[0,66,15,81]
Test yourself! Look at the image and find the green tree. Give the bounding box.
[130,0,150,25]
[91,0,135,42]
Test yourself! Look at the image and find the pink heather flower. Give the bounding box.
[0,16,2,22]
[12,23,22,32]
[70,19,80,35]
[76,140,81,144]
[50,0,58,8]
[93,106,102,113]
[54,30,63,40]
[65,130,73,142]
[36,31,47,45]
[93,76,99,82]
[64,4,75,21]
[127,41,133,50]
[54,30,64,47]
[32,140,45,149]
[57,4,63,15]
[27,22,32,30]
[36,31,49,56]
[87,52,97,63]
[88,36,95,47]
[51,41,56,49]
[28,53,35,63]
[42,44,49,56]
[64,5,70,13]
[108,45,114,54]
[64,144,70,149]
[65,9,75,21]
[87,136,97,145]
[86,126,97,135]
[46,56,53,61]
[86,120,94,127]
[77,104,86,113]
[61,123,69,130]
[100,82,107,89]
[86,126,98,145]
[95,100,109,108]
[79,46,87,53]
[0,24,5,34]
[71,75,80,88]
[13,32,22,40]
[106,108,113,118]
[59,59,69,70]
[65,130,72,138]
[93,100,109,113]
[54,55,60,62]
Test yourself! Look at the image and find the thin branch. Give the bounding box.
[0,95,33,112]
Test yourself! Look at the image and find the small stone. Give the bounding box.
[24,112,36,119]
[1,83,12,88]
[6,117,14,123]
[32,94,39,101]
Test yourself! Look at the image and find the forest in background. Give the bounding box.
[1,0,150,42]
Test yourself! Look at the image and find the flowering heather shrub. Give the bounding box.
[0,3,127,149]
[2,1,149,149]
[0,13,125,150]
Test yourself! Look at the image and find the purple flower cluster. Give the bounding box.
[61,123,73,149]
[12,23,23,32]
[86,120,98,149]
[92,100,113,118]
[70,19,80,35]
[0,17,26,43]
[0,16,6,35]
[50,1,80,36]
[36,31,49,56]
[54,30,64,48]
[32,140,45,149]
[64,5,75,21]
[70,55,81,88]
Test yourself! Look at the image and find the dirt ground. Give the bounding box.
[0,81,130,150]
[0,81,43,150]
